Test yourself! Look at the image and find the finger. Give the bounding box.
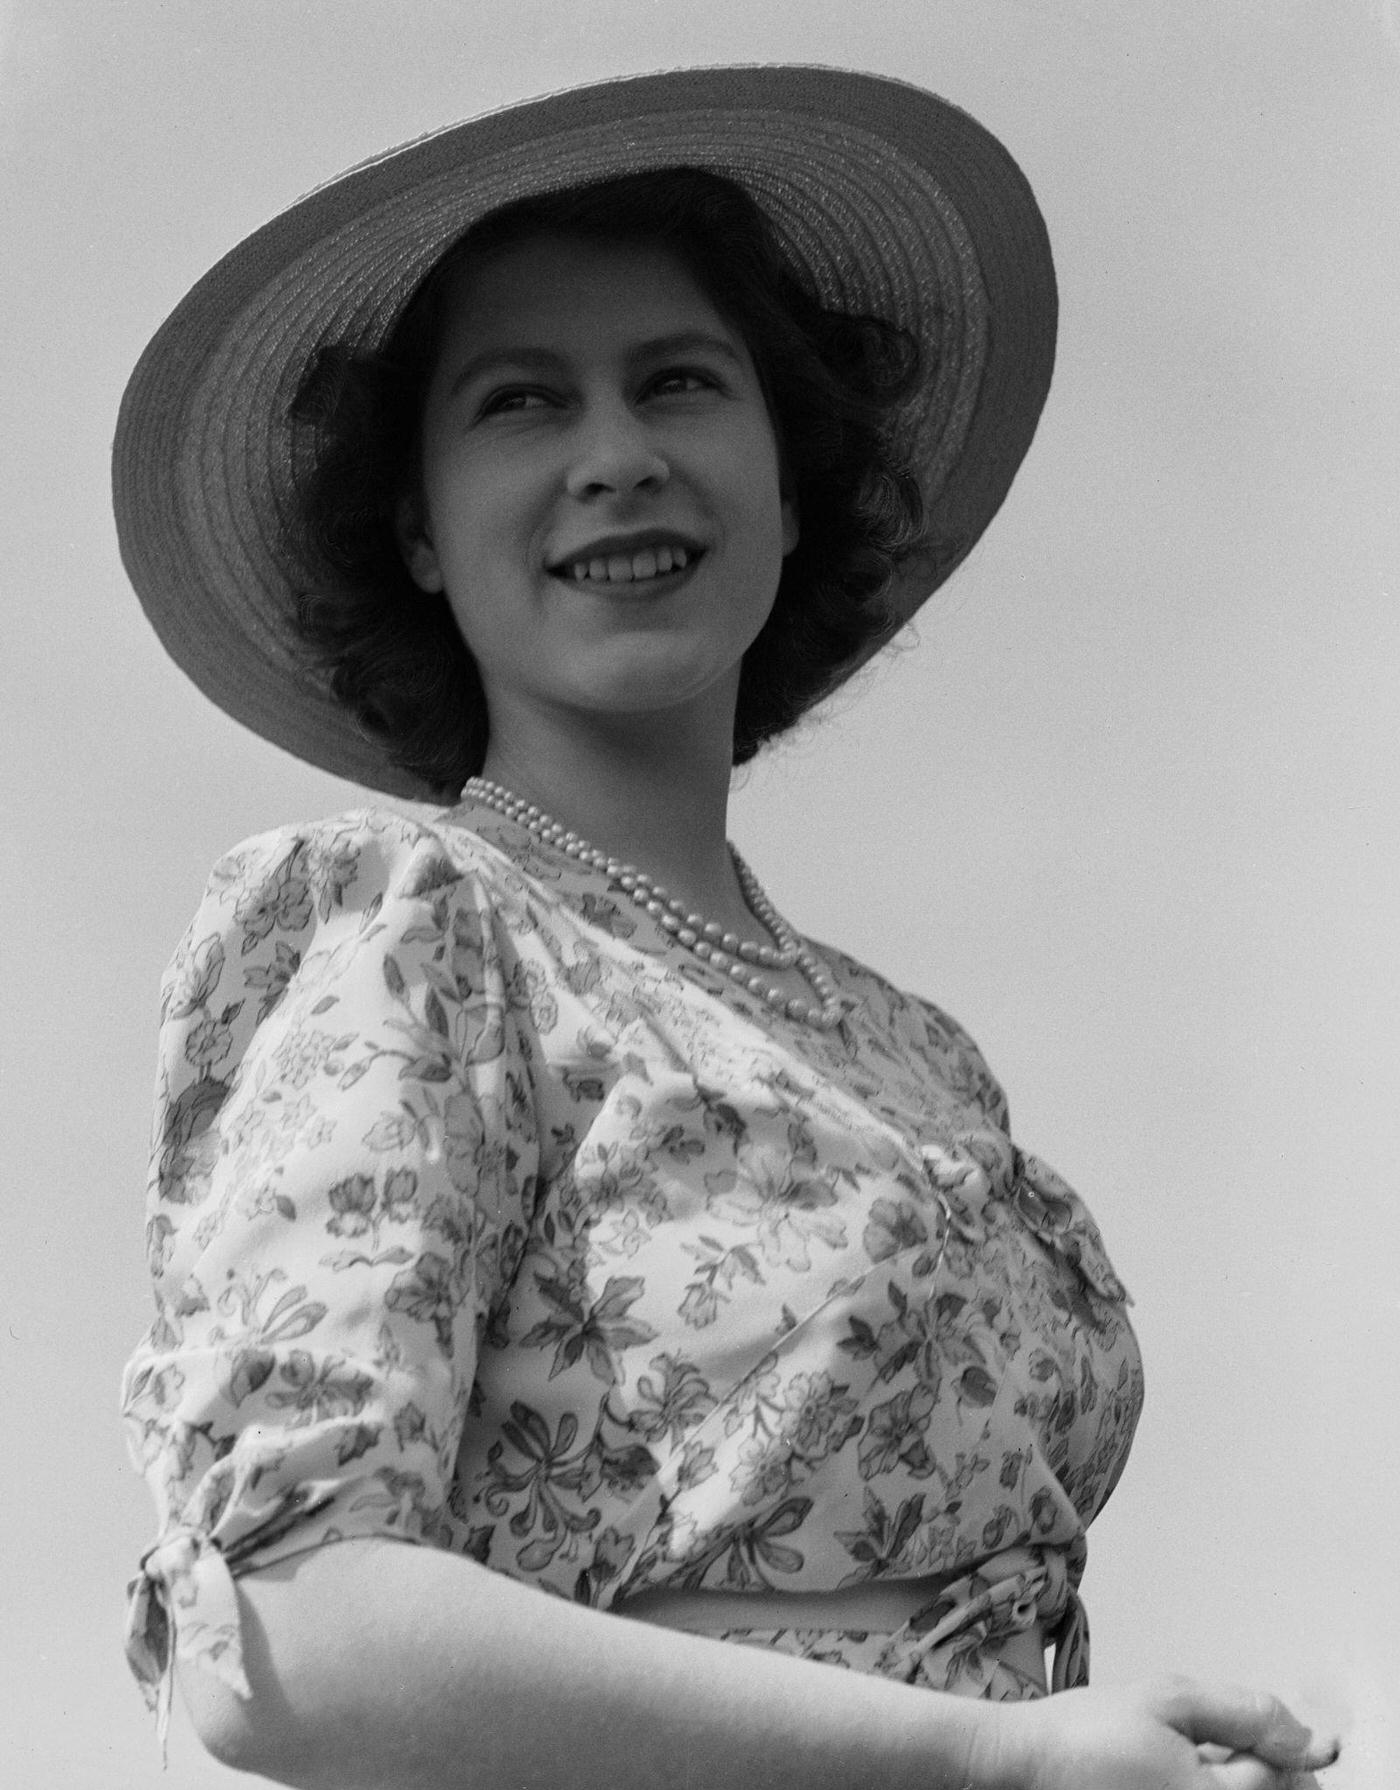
[1158,1680,1340,1773]
[1203,1752,1329,1789]
[1204,1759,1318,1790]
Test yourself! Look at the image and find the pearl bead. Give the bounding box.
[462,777,843,1031]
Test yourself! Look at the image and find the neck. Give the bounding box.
[476,695,749,929]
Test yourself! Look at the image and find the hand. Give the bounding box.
[979,1676,1340,1790]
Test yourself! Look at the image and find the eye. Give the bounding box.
[646,367,722,398]
[477,386,554,419]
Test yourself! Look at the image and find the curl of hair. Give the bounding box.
[286,168,941,799]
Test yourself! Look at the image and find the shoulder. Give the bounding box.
[812,934,976,1049]
[182,806,530,941]
[200,806,479,908]
[151,809,541,1208]
[161,806,536,1023]
[814,936,1012,1127]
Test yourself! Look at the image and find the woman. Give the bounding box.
[116,66,1338,1789]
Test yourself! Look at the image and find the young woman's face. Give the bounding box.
[399,232,798,750]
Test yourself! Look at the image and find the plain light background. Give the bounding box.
[1,2,1396,1785]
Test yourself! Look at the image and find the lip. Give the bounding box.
[545,527,707,571]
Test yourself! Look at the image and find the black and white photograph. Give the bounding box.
[1,3,1395,1785]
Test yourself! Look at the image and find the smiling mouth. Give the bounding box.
[550,543,703,587]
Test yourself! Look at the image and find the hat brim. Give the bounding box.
[113,63,1056,798]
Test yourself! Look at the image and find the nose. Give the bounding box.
[564,400,669,500]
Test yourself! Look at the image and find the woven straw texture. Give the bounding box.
[113,64,1056,796]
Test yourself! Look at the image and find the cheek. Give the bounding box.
[751,428,793,540]
[744,454,795,572]
[421,455,521,584]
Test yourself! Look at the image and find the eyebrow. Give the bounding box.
[446,330,748,400]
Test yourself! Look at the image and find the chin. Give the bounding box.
[571,667,742,731]
[570,638,748,709]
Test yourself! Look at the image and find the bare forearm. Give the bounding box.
[184,1536,999,1790]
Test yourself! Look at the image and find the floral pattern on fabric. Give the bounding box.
[122,799,1143,1723]
[713,1543,1088,1702]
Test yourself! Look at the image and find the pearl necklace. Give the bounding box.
[464,777,844,1031]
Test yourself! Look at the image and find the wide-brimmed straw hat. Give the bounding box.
[113,64,1056,798]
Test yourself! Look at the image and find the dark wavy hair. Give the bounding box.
[287,167,940,798]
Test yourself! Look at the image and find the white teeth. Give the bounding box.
[560,544,697,582]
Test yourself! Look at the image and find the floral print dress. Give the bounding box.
[122,798,1144,1738]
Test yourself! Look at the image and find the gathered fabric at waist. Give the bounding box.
[612,1546,1086,1704]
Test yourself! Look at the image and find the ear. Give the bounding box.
[394,493,445,593]
[780,494,799,557]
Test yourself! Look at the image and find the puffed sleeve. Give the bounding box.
[120,810,538,1743]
